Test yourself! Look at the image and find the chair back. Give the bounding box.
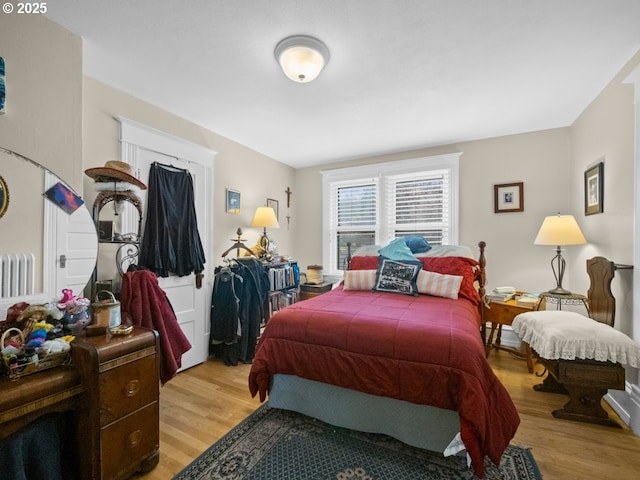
[586,256,616,327]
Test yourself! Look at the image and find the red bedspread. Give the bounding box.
[248,286,520,478]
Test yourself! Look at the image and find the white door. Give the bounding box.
[119,118,215,371]
[43,172,99,299]
[135,150,210,370]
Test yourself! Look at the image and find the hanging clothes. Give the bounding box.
[120,269,192,385]
[209,257,270,365]
[139,162,205,277]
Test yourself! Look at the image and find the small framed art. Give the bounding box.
[267,198,279,220]
[584,162,603,216]
[226,188,241,214]
[494,182,524,213]
[44,182,85,215]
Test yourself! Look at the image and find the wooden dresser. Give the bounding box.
[0,326,160,480]
[72,327,160,480]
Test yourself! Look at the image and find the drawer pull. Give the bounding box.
[125,379,140,397]
[128,429,142,448]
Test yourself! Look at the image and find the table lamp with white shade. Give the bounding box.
[534,213,586,295]
[251,206,280,259]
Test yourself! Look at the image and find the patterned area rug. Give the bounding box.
[174,405,541,480]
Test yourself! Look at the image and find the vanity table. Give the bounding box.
[0,327,160,480]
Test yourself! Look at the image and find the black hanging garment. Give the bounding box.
[209,258,270,365]
[139,162,205,277]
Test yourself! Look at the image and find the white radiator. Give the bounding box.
[0,253,36,299]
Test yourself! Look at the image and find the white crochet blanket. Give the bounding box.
[512,310,640,367]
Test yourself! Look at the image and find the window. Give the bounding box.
[322,153,460,275]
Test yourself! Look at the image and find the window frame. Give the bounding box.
[321,153,460,276]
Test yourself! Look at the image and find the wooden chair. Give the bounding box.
[523,256,631,428]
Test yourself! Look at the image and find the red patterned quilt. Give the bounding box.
[248,286,519,477]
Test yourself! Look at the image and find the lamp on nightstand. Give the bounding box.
[534,213,586,295]
[251,206,280,259]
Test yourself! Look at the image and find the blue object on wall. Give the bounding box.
[0,56,5,114]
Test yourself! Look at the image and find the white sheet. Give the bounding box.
[512,310,640,367]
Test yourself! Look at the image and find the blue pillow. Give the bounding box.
[378,238,417,261]
[405,236,431,254]
[373,256,422,296]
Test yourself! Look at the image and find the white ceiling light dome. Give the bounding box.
[274,35,330,83]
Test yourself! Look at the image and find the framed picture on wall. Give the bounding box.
[226,188,241,214]
[584,162,604,215]
[494,182,524,213]
[267,198,279,220]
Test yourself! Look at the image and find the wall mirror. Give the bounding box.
[0,147,98,318]
[0,174,8,219]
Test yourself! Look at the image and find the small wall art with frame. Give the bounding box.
[584,162,603,216]
[494,182,524,213]
[266,198,279,220]
[226,188,241,214]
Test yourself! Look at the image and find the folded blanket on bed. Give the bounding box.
[513,310,640,366]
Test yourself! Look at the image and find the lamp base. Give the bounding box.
[547,286,573,296]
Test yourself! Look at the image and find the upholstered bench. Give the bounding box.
[513,310,640,427]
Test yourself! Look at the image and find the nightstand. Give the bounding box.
[299,282,333,301]
[483,294,545,373]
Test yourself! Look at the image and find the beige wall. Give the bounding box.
[568,49,640,339]
[295,129,571,292]
[82,77,296,265]
[0,13,82,190]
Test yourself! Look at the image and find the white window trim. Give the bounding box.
[321,153,461,276]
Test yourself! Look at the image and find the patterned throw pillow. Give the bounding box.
[416,270,463,299]
[343,270,377,290]
[373,257,422,296]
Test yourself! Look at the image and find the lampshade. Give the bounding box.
[251,207,280,229]
[534,214,586,246]
[274,35,329,83]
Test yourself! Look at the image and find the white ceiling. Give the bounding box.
[45,0,640,169]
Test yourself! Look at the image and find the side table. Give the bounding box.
[299,282,333,301]
[483,294,545,373]
[537,291,589,315]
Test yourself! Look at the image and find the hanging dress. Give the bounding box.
[139,162,206,277]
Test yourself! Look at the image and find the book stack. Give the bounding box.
[486,287,516,303]
[515,293,540,307]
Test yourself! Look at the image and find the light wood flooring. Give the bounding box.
[133,350,640,480]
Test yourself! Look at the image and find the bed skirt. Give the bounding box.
[268,374,463,456]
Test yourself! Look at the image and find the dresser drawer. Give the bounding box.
[100,401,159,480]
[99,354,158,426]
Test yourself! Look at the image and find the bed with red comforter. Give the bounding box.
[248,243,519,477]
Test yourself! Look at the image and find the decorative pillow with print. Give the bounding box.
[373,256,422,296]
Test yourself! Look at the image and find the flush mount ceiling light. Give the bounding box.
[274,35,329,83]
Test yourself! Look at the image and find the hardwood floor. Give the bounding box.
[134,350,640,480]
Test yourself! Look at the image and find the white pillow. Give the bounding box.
[351,245,381,257]
[416,270,463,299]
[343,270,377,290]
[415,245,475,259]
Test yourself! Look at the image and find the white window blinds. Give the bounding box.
[322,153,460,275]
[384,169,451,245]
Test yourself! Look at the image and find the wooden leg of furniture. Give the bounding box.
[484,322,498,357]
[488,325,534,373]
[533,372,568,394]
[534,357,624,428]
[553,385,621,428]
[523,342,534,374]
